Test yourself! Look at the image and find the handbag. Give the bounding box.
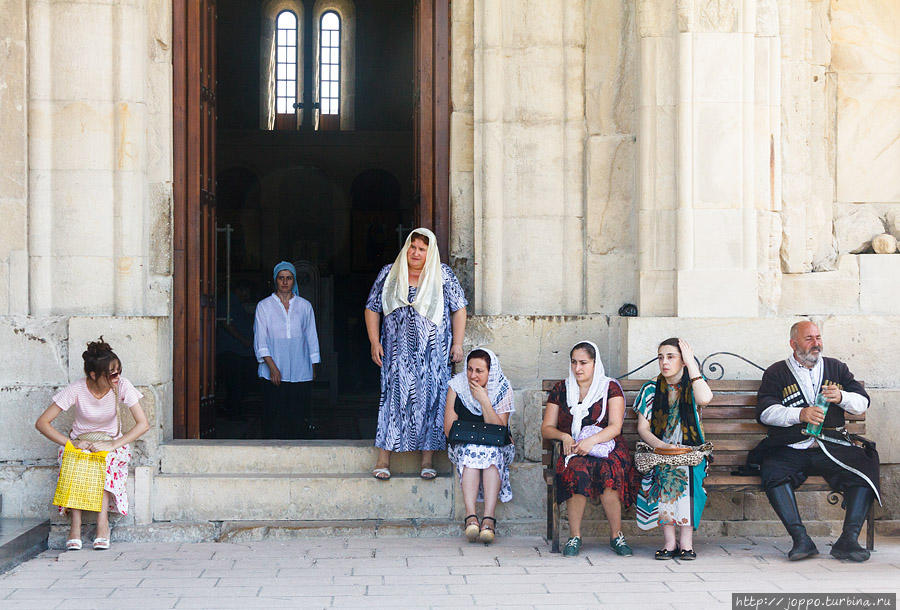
[53,441,110,511]
[633,441,713,473]
[447,420,511,447]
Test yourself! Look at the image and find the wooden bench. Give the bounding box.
[541,378,875,553]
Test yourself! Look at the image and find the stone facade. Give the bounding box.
[1,0,899,535]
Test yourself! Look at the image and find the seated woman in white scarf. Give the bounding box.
[444,348,516,544]
[541,341,640,557]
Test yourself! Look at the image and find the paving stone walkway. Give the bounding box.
[1,535,898,609]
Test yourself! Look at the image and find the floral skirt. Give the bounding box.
[56,444,132,515]
[555,436,639,508]
[448,442,516,503]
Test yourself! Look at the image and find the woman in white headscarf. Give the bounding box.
[444,348,515,544]
[364,228,468,480]
[541,341,640,558]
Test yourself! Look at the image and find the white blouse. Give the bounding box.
[253,294,320,383]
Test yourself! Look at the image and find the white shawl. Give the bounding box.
[565,340,612,441]
[381,227,444,327]
[448,348,515,416]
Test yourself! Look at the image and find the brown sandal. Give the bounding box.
[479,516,496,544]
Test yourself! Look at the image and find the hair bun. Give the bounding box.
[84,336,113,359]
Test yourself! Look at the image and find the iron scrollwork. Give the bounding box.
[701,351,766,380]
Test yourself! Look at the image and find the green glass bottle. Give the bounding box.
[804,391,829,437]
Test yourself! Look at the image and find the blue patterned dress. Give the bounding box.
[366,263,468,452]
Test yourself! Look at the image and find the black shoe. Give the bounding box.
[830,487,874,562]
[766,483,819,561]
[655,547,677,560]
[678,548,697,560]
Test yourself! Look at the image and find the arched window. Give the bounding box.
[274,10,299,128]
[318,11,341,119]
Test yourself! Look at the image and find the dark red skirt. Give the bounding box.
[555,435,639,508]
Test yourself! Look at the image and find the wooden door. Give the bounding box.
[414,0,450,261]
[173,0,217,439]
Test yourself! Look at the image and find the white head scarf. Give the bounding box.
[381,227,444,327]
[448,348,515,416]
[565,340,613,441]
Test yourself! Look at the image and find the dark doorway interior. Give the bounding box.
[211,0,417,439]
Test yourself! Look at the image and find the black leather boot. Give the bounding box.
[830,486,874,562]
[766,483,819,560]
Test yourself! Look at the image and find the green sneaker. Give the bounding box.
[562,536,582,557]
[610,531,633,556]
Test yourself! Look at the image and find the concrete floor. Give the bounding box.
[0,535,898,609]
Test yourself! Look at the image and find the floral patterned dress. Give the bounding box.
[447,397,516,502]
[366,263,468,452]
[550,381,639,507]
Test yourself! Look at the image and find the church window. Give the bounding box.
[275,10,299,115]
[318,11,341,116]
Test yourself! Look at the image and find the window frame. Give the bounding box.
[318,10,342,117]
[274,9,300,118]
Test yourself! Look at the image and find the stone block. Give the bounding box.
[779,255,860,315]
[0,316,68,386]
[28,101,115,171]
[858,254,900,314]
[693,33,742,103]
[68,316,166,385]
[637,270,675,317]
[505,47,567,122]
[701,489,744,521]
[44,255,116,314]
[676,269,757,318]
[864,390,900,464]
[153,473,455,521]
[451,20,474,111]
[691,209,745,269]
[621,316,801,378]
[501,0,566,48]
[49,3,115,101]
[818,316,900,388]
[498,218,569,314]
[834,205,885,254]
[585,0,634,135]
[0,386,65,461]
[586,252,638,315]
[653,105,677,210]
[831,0,900,75]
[536,316,615,381]
[39,171,115,258]
[0,199,26,256]
[693,102,742,207]
[836,74,900,203]
[450,462,544,521]
[450,112,473,173]
[0,465,57,518]
[872,234,898,254]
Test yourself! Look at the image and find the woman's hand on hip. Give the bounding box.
[267,363,282,386]
[450,344,464,363]
[370,342,384,367]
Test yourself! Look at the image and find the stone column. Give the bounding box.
[0,0,29,315]
[637,0,779,317]
[473,0,586,315]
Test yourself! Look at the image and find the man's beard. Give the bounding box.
[796,346,822,366]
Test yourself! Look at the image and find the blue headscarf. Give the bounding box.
[272,261,299,296]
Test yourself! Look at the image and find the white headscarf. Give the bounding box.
[448,348,515,416]
[381,227,444,327]
[565,340,613,441]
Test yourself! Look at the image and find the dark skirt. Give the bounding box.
[555,435,640,508]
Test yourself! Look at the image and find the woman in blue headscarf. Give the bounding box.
[253,261,320,438]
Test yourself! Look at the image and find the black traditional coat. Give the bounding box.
[748,357,880,501]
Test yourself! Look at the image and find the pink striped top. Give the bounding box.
[52,377,143,439]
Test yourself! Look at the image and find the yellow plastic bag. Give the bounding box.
[53,441,109,512]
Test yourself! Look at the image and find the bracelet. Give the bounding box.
[690,375,702,383]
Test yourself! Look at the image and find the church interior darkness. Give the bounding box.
[213,0,416,439]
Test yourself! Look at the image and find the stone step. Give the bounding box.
[0,518,50,573]
[153,463,547,523]
[159,440,453,475]
[47,518,548,548]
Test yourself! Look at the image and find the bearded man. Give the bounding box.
[748,321,880,562]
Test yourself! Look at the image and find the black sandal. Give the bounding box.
[464,514,480,542]
[479,516,496,544]
[655,548,678,560]
[678,548,697,560]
